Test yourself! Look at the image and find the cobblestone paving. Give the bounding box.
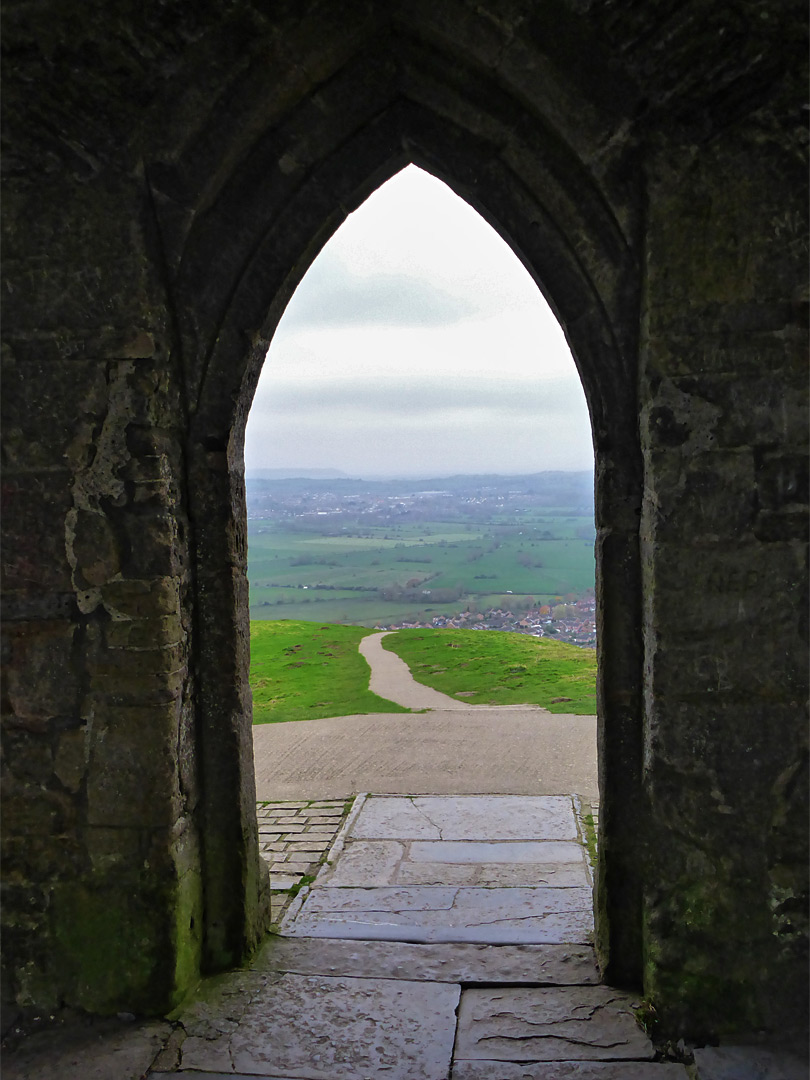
[257,798,353,922]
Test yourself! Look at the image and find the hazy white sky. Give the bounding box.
[244,165,593,478]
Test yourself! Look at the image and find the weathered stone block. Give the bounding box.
[641,539,806,636]
[0,356,109,472]
[2,621,79,721]
[85,704,182,828]
[100,577,181,620]
[1,475,74,596]
[455,985,653,1062]
[642,449,757,542]
[104,613,184,651]
[70,508,121,588]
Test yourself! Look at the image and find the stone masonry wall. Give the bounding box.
[640,111,808,1034]
[1,162,205,1012]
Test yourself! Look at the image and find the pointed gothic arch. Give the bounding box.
[152,50,646,986]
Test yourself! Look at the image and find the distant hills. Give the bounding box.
[246,468,350,479]
[245,470,594,508]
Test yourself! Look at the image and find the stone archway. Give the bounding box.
[161,50,645,988]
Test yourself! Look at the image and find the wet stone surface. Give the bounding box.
[282,884,594,944]
[455,986,654,1062]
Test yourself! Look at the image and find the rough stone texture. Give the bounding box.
[455,986,653,1062]
[254,936,601,984]
[692,1046,809,1080]
[1,0,806,1043]
[320,838,590,887]
[176,971,459,1080]
[351,795,579,841]
[452,1064,688,1079]
[0,1018,172,1080]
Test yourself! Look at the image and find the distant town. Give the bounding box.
[377,595,596,648]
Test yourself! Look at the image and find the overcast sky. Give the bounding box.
[244,165,593,478]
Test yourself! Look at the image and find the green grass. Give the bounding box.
[381,628,597,714]
[250,620,411,723]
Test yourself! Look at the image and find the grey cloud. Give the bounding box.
[252,376,586,418]
[280,255,477,329]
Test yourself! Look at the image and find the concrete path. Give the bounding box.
[253,631,598,803]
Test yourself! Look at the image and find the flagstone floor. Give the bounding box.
[150,793,689,1079]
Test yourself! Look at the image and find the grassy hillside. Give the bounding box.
[249,619,598,723]
[250,620,410,723]
[382,628,596,714]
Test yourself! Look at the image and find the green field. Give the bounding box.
[248,513,594,626]
[382,628,597,714]
[250,620,411,723]
[249,620,597,723]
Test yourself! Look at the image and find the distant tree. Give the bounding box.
[552,604,578,619]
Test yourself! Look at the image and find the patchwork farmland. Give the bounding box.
[247,472,595,638]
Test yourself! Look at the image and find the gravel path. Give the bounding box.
[359,631,470,710]
[252,631,597,802]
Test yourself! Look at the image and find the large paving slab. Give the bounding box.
[320,838,590,887]
[452,1063,689,1079]
[455,986,654,1062]
[180,972,459,1080]
[282,885,593,943]
[254,936,601,984]
[351,794,579,841]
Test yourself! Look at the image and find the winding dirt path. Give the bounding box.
[359,631,549,712]
[252,631,597,802]
[359,632,470,710]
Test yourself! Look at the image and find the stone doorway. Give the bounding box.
[181,144,644,990]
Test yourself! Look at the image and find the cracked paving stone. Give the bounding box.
[192,973,459,1080]
[451,1063,690,1079]
[281,886,593,944]
[319,839,407,886]
[252,937,600,984]
[320,839,589,888]
[351,795,578,842]
[455,986,654,1062]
